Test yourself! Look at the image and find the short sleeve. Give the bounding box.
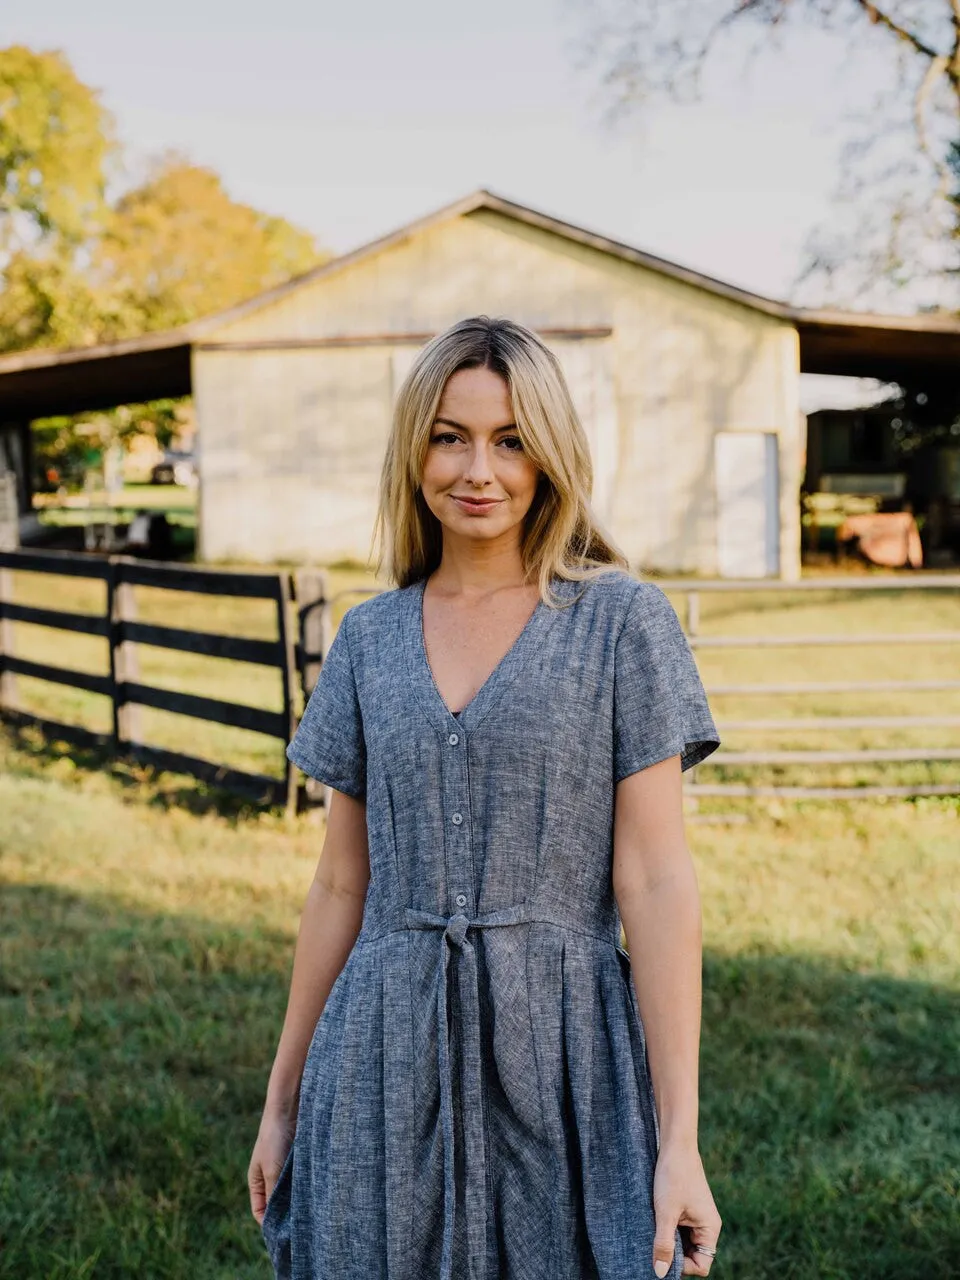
[613,583,720,781]
[286,608,366,799]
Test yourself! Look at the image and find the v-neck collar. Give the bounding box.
[403,574,565,735]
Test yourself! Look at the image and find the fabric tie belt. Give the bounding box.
[403,903,538,1280]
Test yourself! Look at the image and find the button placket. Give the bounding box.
[443,719,472,919]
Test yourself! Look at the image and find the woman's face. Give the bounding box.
[420,365,541,548]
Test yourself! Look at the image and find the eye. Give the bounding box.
[431,431,460,445]
[499,435,524,452]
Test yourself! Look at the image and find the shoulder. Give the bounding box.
[570,572,686,650]
[339,582,408,653]
[556,568,670,626]
[623,577,680,624]
[552,567,631,606]
[618,578,690,657]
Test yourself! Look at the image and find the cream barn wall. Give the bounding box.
[193,209,802,574]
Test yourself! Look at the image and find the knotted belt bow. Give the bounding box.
[403,903,537,1280]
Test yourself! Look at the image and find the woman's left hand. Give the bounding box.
[650,1140,722,1276]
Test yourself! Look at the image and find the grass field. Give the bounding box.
[1,725,957,1278]
[1,571,959,1276]
[34,484,199,519]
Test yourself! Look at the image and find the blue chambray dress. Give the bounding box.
[263,567,720,1280]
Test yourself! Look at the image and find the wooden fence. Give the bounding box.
[0,549,299,811]
[3,552,959,806]
[676,574,960,799]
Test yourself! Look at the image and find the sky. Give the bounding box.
[4,0,900,408]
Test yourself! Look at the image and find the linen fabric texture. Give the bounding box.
[265,568,720,1279]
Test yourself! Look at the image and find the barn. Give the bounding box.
[192,190,802,577]
[2,188,960,576]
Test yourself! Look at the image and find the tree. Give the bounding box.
[0,46,116,350]
[0,45,113,251]
[575,0,960,308]
[0,248,106,351]
[0,46,331,489]
[31,398,191,492]
[94,155,326,336]
[0,49,329,352]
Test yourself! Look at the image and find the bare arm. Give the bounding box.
[263,786,371,1125]
[612,753,702,1150]
[611,754,722,1273]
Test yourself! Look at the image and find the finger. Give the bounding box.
[683,1234,719,1276]
[652,1213,678,1278]
[249,1170,267,1223]
[681,1257,710,1276]
[681,1250,710,1276]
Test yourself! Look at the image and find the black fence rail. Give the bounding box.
[0,549,298,811]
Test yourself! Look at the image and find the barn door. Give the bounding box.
[714,431,780,577]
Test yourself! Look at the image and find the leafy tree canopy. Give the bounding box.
[0,45,113,250]
[95,155,323,336]
[0,47,328,354]
[0,45,330,484]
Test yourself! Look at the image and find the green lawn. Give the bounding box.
[1,567,959,1275]
[0,727,956,1278]
[34,484,199,520]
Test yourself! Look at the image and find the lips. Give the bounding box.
[452,495,502,508]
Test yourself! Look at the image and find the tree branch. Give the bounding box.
[914,53,952,192]
[950,0,960,82]
[852,1,941,64]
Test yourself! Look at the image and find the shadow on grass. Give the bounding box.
[697,949,960,1278]
[1,881,957,1280]
[2,722,284,824]
[0,882,291,1280]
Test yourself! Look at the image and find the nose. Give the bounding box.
[462,440,497,487]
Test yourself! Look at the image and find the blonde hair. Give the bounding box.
[371,315,632,607]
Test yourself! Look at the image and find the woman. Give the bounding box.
[248,315,723,1278]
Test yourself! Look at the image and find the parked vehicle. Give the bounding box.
[150,450,198,487]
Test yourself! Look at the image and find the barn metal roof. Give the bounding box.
[1,188,958,419]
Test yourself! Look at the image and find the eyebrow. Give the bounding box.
[433,417,518,432]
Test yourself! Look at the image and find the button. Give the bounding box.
[451,812,463,825]
[448,733,459,745]
[455,893,467,908]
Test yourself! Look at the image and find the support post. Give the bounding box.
[293,568,329,808]
[0,470,18,552]
[19,422,33,515]
[107,557,142,752]
[276,571,300,817]
[685,589,699,640]
[0,563,17,712]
